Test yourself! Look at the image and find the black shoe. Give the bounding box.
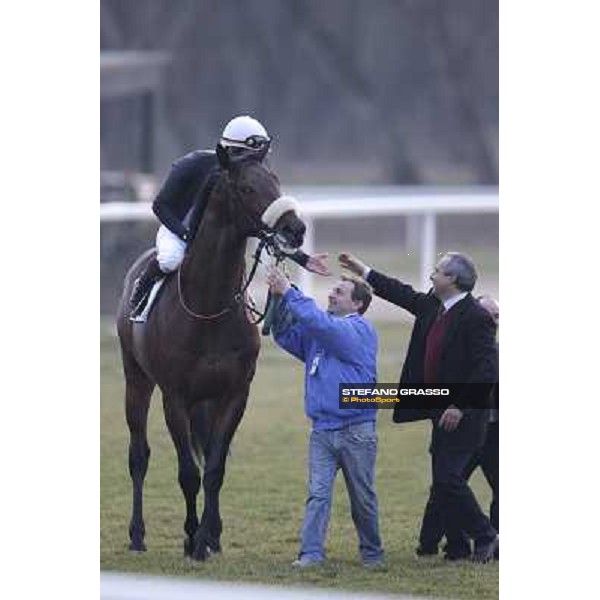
[472,535,499,563]
[415,545,438,557]
[444,549,472,561]
[130,258,164,316]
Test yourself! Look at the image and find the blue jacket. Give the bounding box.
[273,286,378,430]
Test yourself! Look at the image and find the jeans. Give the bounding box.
[299,420,383,563]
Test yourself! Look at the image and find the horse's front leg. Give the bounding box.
[192,391,248,560]
[162,395,201,557]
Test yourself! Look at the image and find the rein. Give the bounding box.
[177,234,282,322]
[177,266,234,320]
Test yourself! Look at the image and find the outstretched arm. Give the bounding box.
[272,302,309,362]
[339,252,432,317]
[267,266,369,362]
[279,288,368,362]
[288,251,331,276]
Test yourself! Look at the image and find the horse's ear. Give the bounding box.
[216,143,230,170]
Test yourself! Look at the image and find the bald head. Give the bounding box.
[477,295,499,326]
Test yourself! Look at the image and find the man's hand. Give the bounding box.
[438,406,463,432]
[305,253,332,276]
[338,253,368,277]
[267,266,291,296]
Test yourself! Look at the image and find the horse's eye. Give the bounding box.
[240,186,254,195]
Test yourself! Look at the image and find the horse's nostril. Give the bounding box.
[277,219,306,248]
[289,222,305,244]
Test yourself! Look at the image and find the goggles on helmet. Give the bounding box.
[221,134,271,151]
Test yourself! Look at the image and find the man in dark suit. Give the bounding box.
[417,295,499,560]
[339,251,499,562]
[471,295,499,534]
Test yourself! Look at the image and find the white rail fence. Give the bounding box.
[100,186,498,294]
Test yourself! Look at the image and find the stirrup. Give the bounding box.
[130,299,150,321]
[130,298,147,319]
[129,277,166,323]
[129,278,151,318]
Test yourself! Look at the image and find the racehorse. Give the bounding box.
[116,153,306,560]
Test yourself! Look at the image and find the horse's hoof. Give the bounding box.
[183,537,193,557]
[191,544,211,562]
[128,541,147,552]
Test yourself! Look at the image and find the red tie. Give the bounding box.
[424,305,447,384]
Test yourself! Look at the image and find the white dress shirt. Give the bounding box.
[442,291,468,312]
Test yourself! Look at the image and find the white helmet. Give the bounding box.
[220,115,270,150]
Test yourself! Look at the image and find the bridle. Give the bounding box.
[176,164,298,322]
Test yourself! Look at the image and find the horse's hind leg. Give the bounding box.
[162,396,201,557]
[123,352,155,552]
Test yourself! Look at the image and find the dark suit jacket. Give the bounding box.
[366,270,498,429]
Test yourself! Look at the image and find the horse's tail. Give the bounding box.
[189,405,208,468]
[189,403,234,468]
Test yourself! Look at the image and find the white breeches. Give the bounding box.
[156,225,186,272]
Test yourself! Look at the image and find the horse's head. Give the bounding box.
[219,153,306,249]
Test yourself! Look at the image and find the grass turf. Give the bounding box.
[101,320,498,599]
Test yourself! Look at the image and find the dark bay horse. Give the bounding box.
[116,157,306,560]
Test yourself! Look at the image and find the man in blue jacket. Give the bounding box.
[267,266,384,568]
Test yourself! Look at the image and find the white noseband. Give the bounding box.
[260,196,301,228]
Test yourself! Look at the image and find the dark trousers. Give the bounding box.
[465,421,498,531]
[419,417,498,554]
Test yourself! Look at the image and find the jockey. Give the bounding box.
[129,115,273,315]
[129,115,329,317]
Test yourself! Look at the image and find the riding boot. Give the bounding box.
[130,257,165,316]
